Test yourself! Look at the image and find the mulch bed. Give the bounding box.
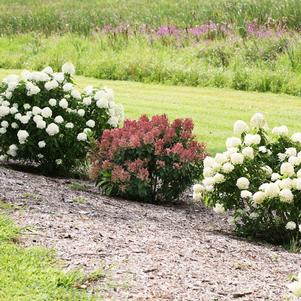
[0,165,299,300]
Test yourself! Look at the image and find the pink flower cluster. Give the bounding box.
[246,20,286,38]
[98,22,233,40]
[90,114,206,185]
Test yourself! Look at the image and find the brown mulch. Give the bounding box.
[0,165,299,301]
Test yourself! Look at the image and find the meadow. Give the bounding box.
[1,0,301,96]
[2,0,301,34]
[2,32,301,96]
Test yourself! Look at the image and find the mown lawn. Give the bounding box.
[1,69,300,153]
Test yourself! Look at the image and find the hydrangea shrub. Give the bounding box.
[194,113,301,245]
[90,115,207,202]
[0,63,124,172]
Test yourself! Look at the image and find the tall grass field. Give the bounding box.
[2,0,301,95]
[2,0,301,34]
[2,32,301,96]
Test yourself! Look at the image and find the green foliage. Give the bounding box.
[0,214,19,241]
[68,182,89,192]
[1,1,301,97]
[1,33,301,97]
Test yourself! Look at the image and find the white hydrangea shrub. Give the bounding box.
[193,113,301,245]
[0,63,124,172]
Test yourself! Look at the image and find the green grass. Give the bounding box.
[0,213,100,300]
[1,68,300,154]
[1,0,301,34]
[3,1,301,97]
[68,182,89,192]
[2,34,301,97]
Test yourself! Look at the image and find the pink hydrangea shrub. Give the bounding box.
[90,114,207,202]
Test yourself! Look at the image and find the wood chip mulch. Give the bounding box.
[0,165,300,301]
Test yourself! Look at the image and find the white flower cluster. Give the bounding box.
[288,271,301,298]
[0,63,124,169]
[193,112,301,239]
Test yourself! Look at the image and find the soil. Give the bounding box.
[0,164,299,301]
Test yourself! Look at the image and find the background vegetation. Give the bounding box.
[1,0,301,96]
[2,0,301,34]
[1,0,301,154]
[2,33,301,96]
